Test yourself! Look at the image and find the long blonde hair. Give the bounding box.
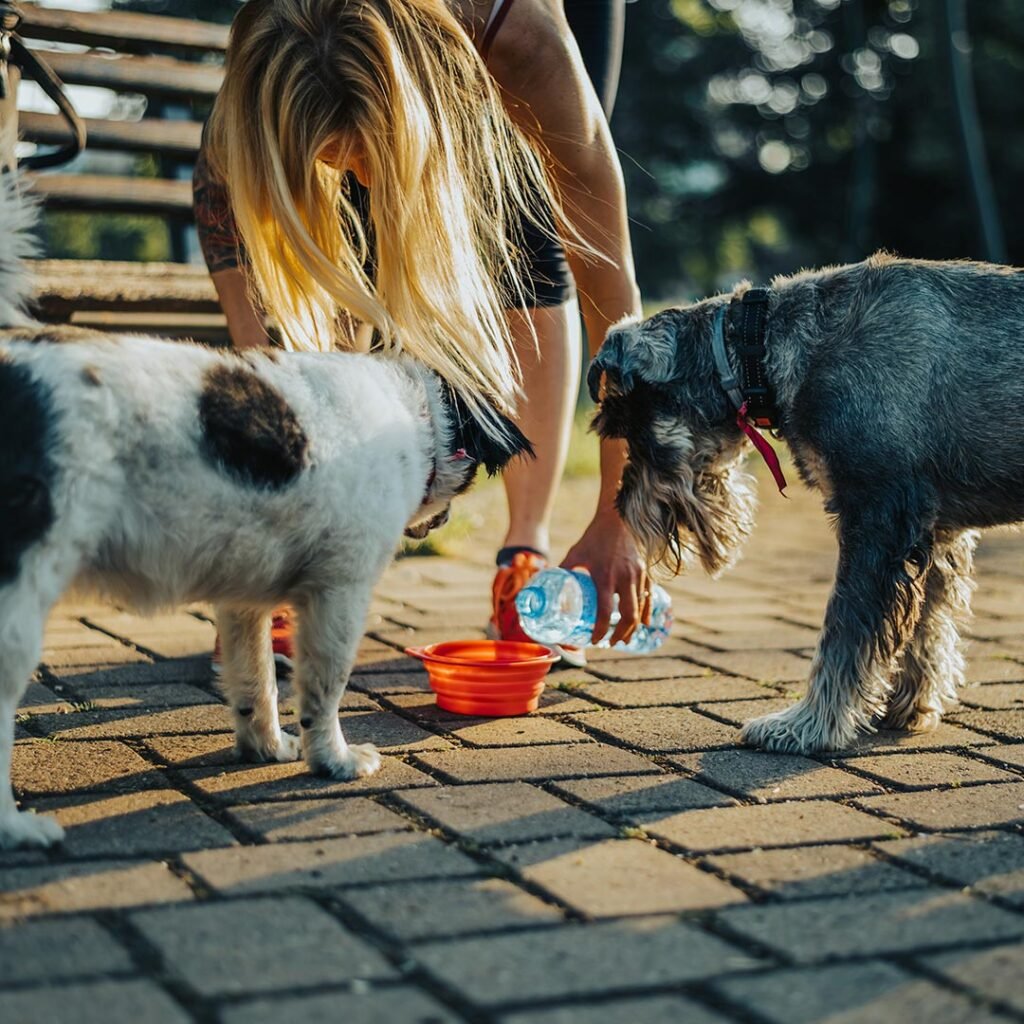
[206,0,562,424]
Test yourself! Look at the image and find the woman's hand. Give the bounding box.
[561,507,649,646]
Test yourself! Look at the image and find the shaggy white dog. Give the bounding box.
[0,181,530,849]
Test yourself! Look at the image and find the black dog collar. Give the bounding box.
[711,287,777,430]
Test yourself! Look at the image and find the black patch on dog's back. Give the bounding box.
[199,363,309,489]
[0,355,56,582]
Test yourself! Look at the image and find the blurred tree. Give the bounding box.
[613,0,1022,301]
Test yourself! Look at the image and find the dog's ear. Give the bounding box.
[589,315,682,402]
[445,387,534,476]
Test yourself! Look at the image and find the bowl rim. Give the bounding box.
[405,639,559,668]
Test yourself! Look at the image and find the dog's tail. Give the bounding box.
[0,175,40,329]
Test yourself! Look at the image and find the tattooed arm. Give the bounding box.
[192,139,269,349]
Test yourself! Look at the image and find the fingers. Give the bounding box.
[610,580,640,646]
[641,582,653,627]
[590,576,616,645]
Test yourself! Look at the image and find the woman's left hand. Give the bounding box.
[561,508,649,646]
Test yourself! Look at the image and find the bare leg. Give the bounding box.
[215,606,299,763]
[501,302,582,555]
[0,586,64,848]
[294,585,380,780]
[743,494,932,753]
[884,529,978,731]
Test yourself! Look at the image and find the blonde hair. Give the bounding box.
[206,0,563,424]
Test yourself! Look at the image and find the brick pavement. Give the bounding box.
[4,481,1024,1022]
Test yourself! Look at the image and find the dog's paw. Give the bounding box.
[308,742,382,781]
[741,700,859,754]
[0,809,65,850]
[236,729,302,765]
[880,705,944,733]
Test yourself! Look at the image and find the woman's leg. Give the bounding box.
[501,301,581,556]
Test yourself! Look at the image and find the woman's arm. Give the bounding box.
[193,138,269,350]
[486,0,647,642]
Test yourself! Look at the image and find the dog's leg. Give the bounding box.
[294,585,381,780]
[0,591,65,848]
[883,529,978,732]
[742,495,932,754]
[215,607,300,764]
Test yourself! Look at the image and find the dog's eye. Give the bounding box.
[0,477,44,510]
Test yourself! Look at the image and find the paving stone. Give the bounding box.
[842,721,997,752]
[54,658,215,689]
[219,986,460,1024]
[671,749,882,800]
[684,649,812,682]
[31,704,233,740]
[708,844,927,899]
[926,943,1024,1015]
[582,656,718,682]
[348,669,432,692]
[696,697,800,726]
[395,782,615,843]
[35,791,236,857]
[83,611,216,659]
[415,918,761,1007]
[67,682,219,710]
[11,739,166,796]
[962,657,1024,685]
[580,675,772,707]
[549,774,734,818]
[42,645,152,671]
[534,688,603,714]
[225,797,413,841]
[132,896,394,996]
[694,627,822,652]
[569,707,738,753]
[16,682,74,714]
[975,743,1024,772]
[183,831,482,894]
[0,917,133,984]
[140,732,255,768]
[641,800,900,853]
[0,860,193,919]
[960,683,1024,709]
[840,751,1018,789]
[856,782,1024,831]
[436,716,591,747]
[340,876,565,940]
[0,979,192,1024]
[714,961,1007,1024]
[333,710,453,752]
[412,743,660,783]
[180,756,437,804]
[951,708,1024,742]
[715,889,1024,963]
[876,831,1024,906]
[492,836,746,916]
[498,996,733,1024]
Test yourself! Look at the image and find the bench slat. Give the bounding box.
[22,112,202,159]
[29,259,219,318]
[28,173,194,216]
[18,3,230,55]
[42,50,224,101]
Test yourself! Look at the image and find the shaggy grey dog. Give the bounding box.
[588,253,1024,753]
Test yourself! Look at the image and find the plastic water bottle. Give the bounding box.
[515,567,673,652]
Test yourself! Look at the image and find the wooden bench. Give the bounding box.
[9,2,230,342]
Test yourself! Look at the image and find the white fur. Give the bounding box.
[0,181,479,848]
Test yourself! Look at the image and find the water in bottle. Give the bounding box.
[515,567,673,653]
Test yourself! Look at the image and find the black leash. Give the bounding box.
[0,1,86,171]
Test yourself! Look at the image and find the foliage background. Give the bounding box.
[39,0,1024,307]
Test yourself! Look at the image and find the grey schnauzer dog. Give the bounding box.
[588,253,1024,754]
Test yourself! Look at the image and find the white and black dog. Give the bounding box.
[0,181,530,849]
[589,258,1024,755]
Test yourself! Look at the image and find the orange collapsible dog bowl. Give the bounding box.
[405,639,560,716]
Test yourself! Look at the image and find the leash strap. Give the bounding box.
[0,3,87,171]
